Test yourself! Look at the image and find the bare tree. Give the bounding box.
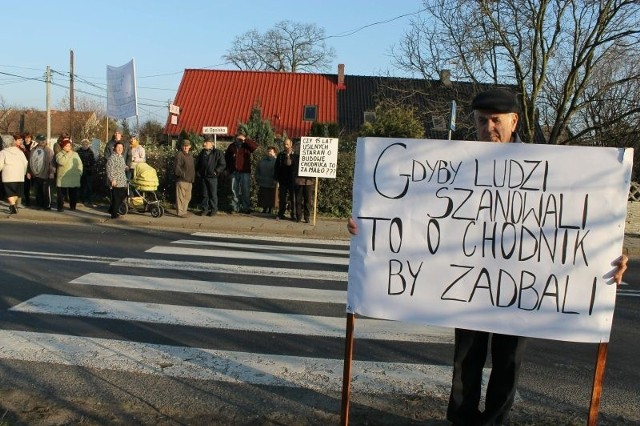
[392,0,640,145]
[223,20,336,72]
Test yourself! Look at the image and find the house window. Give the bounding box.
[363,111,376,124]
[303,105,318,122]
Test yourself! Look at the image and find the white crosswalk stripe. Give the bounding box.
[71,273,346,303]
[112,257,348,281]
[146,245,350,266]
[0,330,454,396]
[172,238,350,255]
[10,294,453,343]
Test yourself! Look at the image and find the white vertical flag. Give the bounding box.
[106,59,138,119]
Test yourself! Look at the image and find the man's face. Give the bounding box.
[115,132,122,141]
[182,144,191,153]
[284,139,292,151]
[473,110,518,143]
[203,141,213,150]
[267,149,276,158]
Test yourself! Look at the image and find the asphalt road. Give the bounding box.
[0,221,638,425]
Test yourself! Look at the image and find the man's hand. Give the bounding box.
[614,254,628,286]
[347,217,358,236]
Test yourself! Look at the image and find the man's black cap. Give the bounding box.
[203,135,214,142]
[471,88,520,113]
[35,134,46,142]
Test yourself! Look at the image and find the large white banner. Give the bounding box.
[347,138,633,343]
[106,59,137,119]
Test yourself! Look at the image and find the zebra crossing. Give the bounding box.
[1,232,458,397]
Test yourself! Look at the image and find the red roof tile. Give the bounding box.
[166,69,338,139]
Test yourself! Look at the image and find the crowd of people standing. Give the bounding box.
[1,128,316,222]
[170,129,315,222]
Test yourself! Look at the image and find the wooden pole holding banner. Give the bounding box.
[312,177,319,226]
[587,342,609,425]
[340,313,355,426]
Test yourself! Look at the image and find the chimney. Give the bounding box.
[337,63,346,90]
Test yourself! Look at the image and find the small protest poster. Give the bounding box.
[299,137,339,178]
[347,137,633,343]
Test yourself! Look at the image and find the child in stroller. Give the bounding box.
[118,162,164,217]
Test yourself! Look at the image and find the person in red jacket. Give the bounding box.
[224,129,258,213]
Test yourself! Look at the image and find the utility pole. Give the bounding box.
[70,49,74,139]
[46,66,51,141]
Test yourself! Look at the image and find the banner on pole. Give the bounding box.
[347,137,633,343]
[106,59,138,119]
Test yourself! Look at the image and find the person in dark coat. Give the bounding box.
[274,138,296,220]
[255,145,278,214]
[224,129,258,213]
[196,135,226,216]
[174,139,195,218]
[77,138,96,206]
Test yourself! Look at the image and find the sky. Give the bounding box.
[1,0,424,126]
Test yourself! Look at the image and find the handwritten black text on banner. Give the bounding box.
[347,138,633,343]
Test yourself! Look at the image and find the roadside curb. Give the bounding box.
[0,203,351,241]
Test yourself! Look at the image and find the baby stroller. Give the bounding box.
[118,162,165,217]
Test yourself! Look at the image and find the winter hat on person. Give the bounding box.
[181,139,191,147]
[471,88,520,114]
[35,134,46,142]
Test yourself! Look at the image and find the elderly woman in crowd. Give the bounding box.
[0,133,29,214]
[106,141,128,219]
[130,134,146,171]
[55,135,83,212]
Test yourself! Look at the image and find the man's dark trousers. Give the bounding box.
[447,328,527,425]
[201,176,219,214]
[278,182,295,219]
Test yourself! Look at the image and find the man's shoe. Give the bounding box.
[9,205,18,214]
[304,218,310,223]
[207,211,214,216]
[199,210,208,216]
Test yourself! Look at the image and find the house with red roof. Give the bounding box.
[164,66,540,143]
[165,68,340,139]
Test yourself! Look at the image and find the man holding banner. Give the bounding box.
[347,88,628,425]
[447,89,529,425]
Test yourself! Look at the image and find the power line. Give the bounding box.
[322,8,427,40]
